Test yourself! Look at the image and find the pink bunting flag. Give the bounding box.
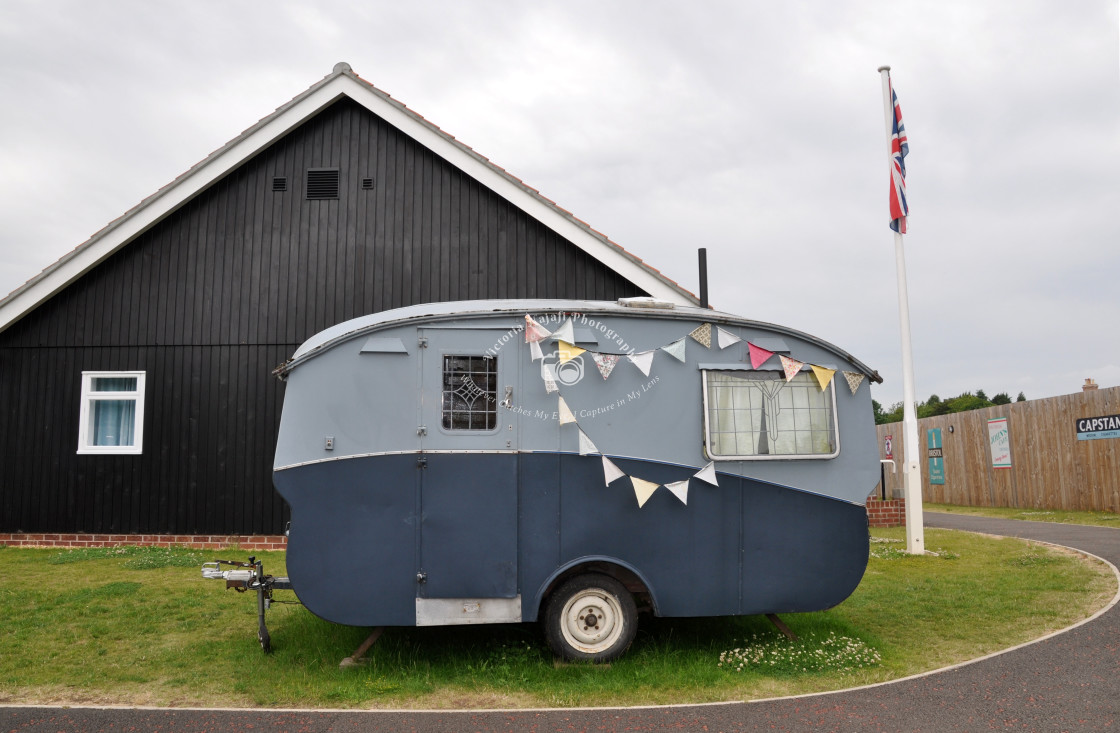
[592,352,620,380]
[524,314,552,343]
[779,354,804,382]
[747,342,775,369]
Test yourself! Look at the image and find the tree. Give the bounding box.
[1016,392,1027,402]
[991,392,1012,405]
[976,389,988,401]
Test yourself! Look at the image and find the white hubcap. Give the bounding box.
[561,588,624,653]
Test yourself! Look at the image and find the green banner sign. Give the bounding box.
[927,428,945,485]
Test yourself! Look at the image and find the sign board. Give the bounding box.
[987,417,1011,469]
[884,434,893,460]
[927,428,945,485]
[1076,414,1120,441]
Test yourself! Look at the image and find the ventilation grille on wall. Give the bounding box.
[272,177,287,192]
[361,178,375,190]
[306,168,340,200]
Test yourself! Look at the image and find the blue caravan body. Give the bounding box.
[271,299,881,660]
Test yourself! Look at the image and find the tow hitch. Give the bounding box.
[202,557,296,653]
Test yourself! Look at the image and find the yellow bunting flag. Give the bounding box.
[630,476,660,508]
[810,365,836,391]
[557,341,585,364]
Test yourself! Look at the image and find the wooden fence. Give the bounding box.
[875,386,1120,512]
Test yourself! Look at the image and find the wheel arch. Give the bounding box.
[528,556,659,622]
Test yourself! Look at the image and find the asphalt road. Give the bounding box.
[4,513,1118,732]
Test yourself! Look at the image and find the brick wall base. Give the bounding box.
[0,533,287,551]
[866,498,906,528]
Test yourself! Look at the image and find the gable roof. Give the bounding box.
[0,62,697,334]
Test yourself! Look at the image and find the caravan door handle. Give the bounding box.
[500,385,513,409]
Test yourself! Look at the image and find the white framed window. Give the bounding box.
[77,371,146,454]
[702,369,839,460]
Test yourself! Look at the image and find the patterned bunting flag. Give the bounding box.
[843,371,866,394]
[592,352,620,380]
[529,340,544,362]
[810,365,836,391]
[552,318,575,344]
[557,341,585,364]
[660,337,687,363]
[578,428,599,456]
[693,462,718,486]
[542,363,559,394]
[779,354,804,382]
[716,327,741,349]
[602,456,626,485]
[747,342,775,369]
[557,396,576,425]
[524,314,552,343]
[665,479,689,505]
[630,476,660,508]
[628,350,656,377]
[689,323,713,348]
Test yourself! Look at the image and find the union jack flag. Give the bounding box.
[888,82,909,233]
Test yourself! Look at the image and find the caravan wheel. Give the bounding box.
[544,574,637,662]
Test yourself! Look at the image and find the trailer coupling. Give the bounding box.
[201,557,296,653]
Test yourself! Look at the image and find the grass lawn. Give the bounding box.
[926,502,1120,528]
[0,529,1114,709]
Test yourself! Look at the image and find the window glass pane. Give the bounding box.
[92,377,137,392]
[705,370,835,457]
[90,399,136,446]
[441,355,497,431]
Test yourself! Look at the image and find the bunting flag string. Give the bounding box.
[716,327,741,349]
[779,354,804,382]
[660,337,687,363]
[631,476,660,508]
[810,365,836,391]
[843,370,866,394]
[748,342,775,369]
[557,341,585,364]
[694,462,718,486]
[529,340,544,362]
[664,479,690,505]
[578,428,599,456]
[551,318,575,344]
[602,456,627,485]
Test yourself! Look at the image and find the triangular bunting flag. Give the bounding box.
[780,354,804,382]
[552,318,575,344]
[602,456,626,485]
[660,337,687,363]
[689,323,713,348]
[557,396,577,425]
[716,327,742,349]
[557,341,585,364]
[627,350,656,377]
[529,340,544,362]
[810,365,836,391]
[542,363,559,394]
[748,342,775,369]
[665,479,689,505]
[843,371,865,394]
[524,314,552,343]
[592,352,620,380]
[630,476,660,508]
[578,428,599,456]
[693,462,718,486]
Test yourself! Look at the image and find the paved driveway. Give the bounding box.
[4,513,1118,731]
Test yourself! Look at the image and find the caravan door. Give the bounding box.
[416,325,522,625]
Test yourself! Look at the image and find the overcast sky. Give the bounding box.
[1,1,1117,406]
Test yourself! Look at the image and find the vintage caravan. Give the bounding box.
[215,298,881,661]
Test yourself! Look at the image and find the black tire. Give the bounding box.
[544,573,637,663]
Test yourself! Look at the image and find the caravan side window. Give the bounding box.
[702,370,838,459]
[442,355,498,431]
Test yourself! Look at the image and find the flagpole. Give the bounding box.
[878,65,925,555]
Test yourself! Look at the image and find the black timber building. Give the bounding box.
[0,63,695,537]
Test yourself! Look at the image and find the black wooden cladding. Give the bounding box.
[0,98,646,534]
